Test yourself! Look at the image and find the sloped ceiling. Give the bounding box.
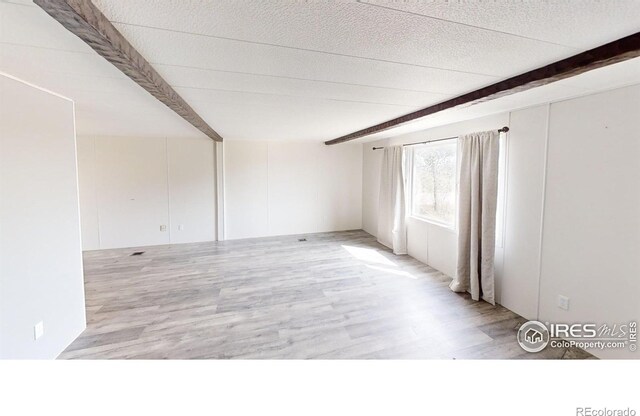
[1,0,639,141]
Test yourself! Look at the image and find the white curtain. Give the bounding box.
[449,130,500,304]
[377,145,407,255]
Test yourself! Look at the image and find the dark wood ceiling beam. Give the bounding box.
[325,32,640,145]
[34,0,223,142]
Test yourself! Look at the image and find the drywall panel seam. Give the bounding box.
[69,101,87,340]
[165,137,172,242]
[93,136,103,249]
[266,142,271,235]
[213,142,217,240]
[535,103,552,320]
[0,70,73,102]
[216,141,225,240]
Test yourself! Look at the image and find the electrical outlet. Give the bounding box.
[160,225,167,232]
[178,224,184,231]
[34,321,44,340]
[557,295,570,311]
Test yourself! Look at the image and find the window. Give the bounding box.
[410,140,457,227]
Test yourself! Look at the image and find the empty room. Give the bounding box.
[1,0,639,414]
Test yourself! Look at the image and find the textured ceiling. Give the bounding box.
[1,0,639,141]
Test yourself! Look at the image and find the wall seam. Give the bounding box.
[93,136,102,249]
[266,142,271,236]
[217,142,225,241]
[165,137,172,243]
[70,101,87,333]
[213,142,218,240]
[535,103,552,321]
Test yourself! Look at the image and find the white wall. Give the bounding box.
[224,141,269,239]
[362,142,382,237]
[167,137,218,245]
[499,105,549,320]
[0,74,85,359]
[77,135,216,250]
[538,85,640,359]
[224,141,362,239]
[80,137,360,247]
[362,84,640,358]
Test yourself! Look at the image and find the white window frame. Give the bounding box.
[407,138,458,231]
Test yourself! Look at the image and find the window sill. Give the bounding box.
[408,215,457,233]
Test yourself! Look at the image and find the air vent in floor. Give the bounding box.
[130,251,145,256]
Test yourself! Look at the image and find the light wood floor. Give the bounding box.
[60,230,592,359]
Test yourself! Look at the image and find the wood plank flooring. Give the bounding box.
[59,230,592,359]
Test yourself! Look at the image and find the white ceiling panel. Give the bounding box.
[99,0,576,77]
[0,45,124,83]
[1,0,639,142]
[157,59,499,97]
[0,1,94,53]
[118,23,501,92]
[1,46,126,89]
[361,57,640,142]
[0,1,202,138]
[178,86,421,141]
[556,56,640,91]
[363,0,640,49]
[156,64,449,108]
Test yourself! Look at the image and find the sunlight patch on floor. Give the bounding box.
[365,264,417,279]
[341,245,397,266]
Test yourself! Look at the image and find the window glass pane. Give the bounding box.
[411,140,457,225]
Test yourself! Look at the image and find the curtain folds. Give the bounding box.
[377,145,407,255]
[449,131,500,304]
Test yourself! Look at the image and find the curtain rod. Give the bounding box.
[372,126,509,150]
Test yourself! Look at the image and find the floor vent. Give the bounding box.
[130,251,145,256]
[298,238,307,242]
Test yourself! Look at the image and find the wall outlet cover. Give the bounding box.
[557,295,570,311]
[34,321,44,340]
[160,225,167,232]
